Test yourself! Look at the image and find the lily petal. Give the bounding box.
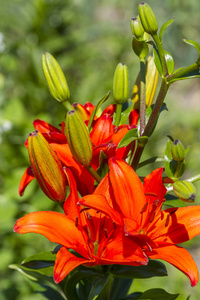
[33,119,61,133]
[108,158,146,222]
[19,166,35,196]
[148,206,200,245]
[147,245,199,287]
[14,211,88,258]
[78,194,123,225]
[54,247,92,283]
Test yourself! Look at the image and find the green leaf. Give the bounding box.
[9,263,54,282]
[183,39,200,57]
[111,278,133,300]
[21,252,56,269]
[153,47,162,75]
[88,91,111,132]
[165,50,174,75]
[109,260,167,279]
[120,99,134,125]
[170,67,200,83]
[137,288,179,299]
[88,276,111,300]
[164,199,186,208]
[159,18,175,41]
[95,275,114,300]
[142,103,167,136]
[117,128,138,148]
[137,156,164,169]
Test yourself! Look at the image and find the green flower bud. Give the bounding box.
[132,37,149,59]
[138,2,158,35]
[42,52,70,103]
[171,140,185,161]
[131,18,144,41]
[113,63,129,104]
[173,180,196,202]
[65,110,93,167]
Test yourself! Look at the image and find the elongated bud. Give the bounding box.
[65,110,93,167]
[173,181,196,202]
[131,18,144,41]
[132,37,149,59]
[28,130,67,202]
[113,63,129,104]
[171,140,185,161]
[138,2,158,35]
[132,56,158,108]
[72,102,91,122]
[42,52,70,102]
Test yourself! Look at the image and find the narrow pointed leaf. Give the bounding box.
[159,18,175,41]
[109,260,167,279]
[183,39,200,57]
[88,91,111,132]
[138,288,179,299]
[165,50,174,75]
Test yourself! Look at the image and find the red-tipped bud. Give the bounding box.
[28,130,67,202]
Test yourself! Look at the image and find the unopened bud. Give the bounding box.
[42,52,70,102]
[173,181,196,202]
[171,140,185,161]
[138,2,158,35]
[113,63,129,104]
[28,130,67,202]
[132,37,149,59]
[131,18,144,41]
[65,110,93,167]
[72,103,91,122]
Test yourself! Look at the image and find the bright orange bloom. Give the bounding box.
[14,169,148,283]
[19,103,137,198]
[79,158,200,286]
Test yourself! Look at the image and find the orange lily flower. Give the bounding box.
[19,103,137,198]
[14,169,148,283]
[79,158,200,286]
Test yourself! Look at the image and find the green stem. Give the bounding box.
[131,79,169,170]
[114,104,122,126]
[167,174,200,193]
[86,165,102,183]
[139,58,146,136]
[143,79,169,137]
[152,34,168,77]
[167,61,200,83]
[62,101,74,111]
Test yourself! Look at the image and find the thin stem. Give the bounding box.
[62,101,74,111]
[152,34,168,77]
[143,79,169,137]
[131,79,169,170]
[114,104,122,126]
[86,165,102,183]
[167,61,200,83]
[139,58,146,136]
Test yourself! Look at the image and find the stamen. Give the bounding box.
[80,207,89,214]
[165,214,170,227]
[75,217,78,227]
[145,192,158,197]
[140,202,148,214]
[149,211,156,223]
[104,228,108,239]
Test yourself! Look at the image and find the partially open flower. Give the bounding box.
[28,130,67,202]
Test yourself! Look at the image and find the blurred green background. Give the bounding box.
[1,0,200,299]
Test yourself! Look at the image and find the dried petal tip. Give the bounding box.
[65,110,93,167]
[42,52,70,103]
[173,180,196,203]
[28,131,67,202]
[113,63,129,104]
[138,2,158,35]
